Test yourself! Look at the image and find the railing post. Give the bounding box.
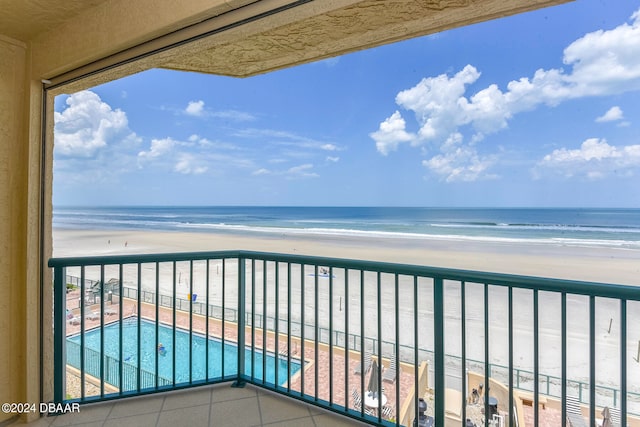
[232,256,246,387]
[434,277,445,426]
[53,266,66,403]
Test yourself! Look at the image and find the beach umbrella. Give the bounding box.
[367,359,379,397]
[602,407,613,427]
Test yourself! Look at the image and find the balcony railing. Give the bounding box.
[49,250,639,426]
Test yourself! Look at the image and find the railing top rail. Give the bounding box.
[48,250,244,267]
[49,249,640,300]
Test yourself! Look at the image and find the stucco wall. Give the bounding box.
[0,34,28,423]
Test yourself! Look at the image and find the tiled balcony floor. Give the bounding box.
[12,383,366,427]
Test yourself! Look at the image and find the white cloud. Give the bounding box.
[287,163,318,178]
[174,153,208,175]
[185,100,205,116]
[421,133,498,182]
[536,138,640,179]
[138,137,176,161]
[252,163,318,178]
[373,8,640,179]
[188,134,240,151]
[184,100,254,121]
[237,128,341,151]
[317,57,340,67]
[596,106,624,122]
[235,128,342,169]
[210,110,255,121]
[54,90,139,157]
[138,135,253,174]
[563,12,640,96]
[370,111,415,155]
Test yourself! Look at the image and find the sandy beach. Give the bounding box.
[54,228,640,405]
[54,228,640,285]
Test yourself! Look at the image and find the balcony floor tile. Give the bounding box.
[12,383,367,427]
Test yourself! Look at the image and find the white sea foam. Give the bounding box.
[176,222,640,249]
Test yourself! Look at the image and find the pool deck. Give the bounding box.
[63,289,574,426]
[65,291,409,420]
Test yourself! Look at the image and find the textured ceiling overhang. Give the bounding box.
[22,0,571,91]
[161,0,572,78]
[0,0,106,41]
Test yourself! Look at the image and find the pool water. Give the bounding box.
[67,318,301,390]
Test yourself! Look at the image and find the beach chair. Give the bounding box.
[382,356,397,383]
[565,396,587,427]
[354,349,372,375]
[104,307,117,316]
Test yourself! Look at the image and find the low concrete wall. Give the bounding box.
[468,371,526,427]
[399,360,429,426]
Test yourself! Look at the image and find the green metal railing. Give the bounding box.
[50,250,639,426]
[65,272,640,413]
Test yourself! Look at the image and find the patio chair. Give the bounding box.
[382,405,394,419]
[352,389,375,416]
[354,349,372,375]
[382,356,397,383]
[352,388,362,408]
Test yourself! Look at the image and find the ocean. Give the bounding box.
[53,206,640,249]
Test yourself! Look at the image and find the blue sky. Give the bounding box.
[54,0,640,207]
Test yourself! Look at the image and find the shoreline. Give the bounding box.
[53,227,640,286]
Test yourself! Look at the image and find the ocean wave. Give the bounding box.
[430,222,640,234]
[176,222,640,249]
[54,210,182,219]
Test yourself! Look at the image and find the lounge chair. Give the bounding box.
[354,349,372,375]
[85,311,99,320]
[104,307,117,316]
[279,344,288,358]
[67,315,81,325]
[606,406,623,427]
[382,356,397,383]
[566,396,587,427]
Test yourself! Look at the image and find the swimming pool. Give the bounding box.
[67,318,301,391]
